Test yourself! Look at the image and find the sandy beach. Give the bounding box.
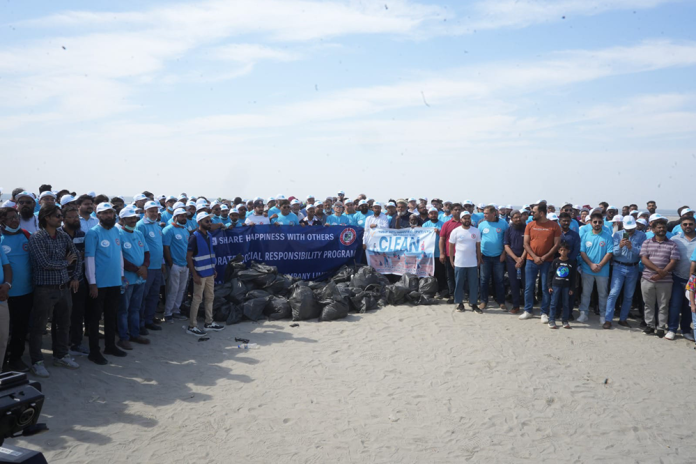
[12,303,696,463]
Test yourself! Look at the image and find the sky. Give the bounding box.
[1,0,695,208]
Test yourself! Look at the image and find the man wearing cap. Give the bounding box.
[245,200,271,225]
[604,216,646,328]
[439,204,463,302]
[337,191,346,203]
[560,203,580,233]
[227,208,245,228]
[385,202,397,222]
[290,199,306,222]
[504,210,527,314]
[135,201,165,334]
[670,208,694,236]
[163,208,191,323]
[439,201,452,223]
[301,204,322,226]
[186,212,224,336]
[449,211,481,312]
[390,200,415,229]
[36,191,57,212]
[301,195,316,217]
[326,202,354,226]
[117,207,151,350]
[85,203,128,364]
[160,196,177,226]
[640,214,680,337]
[354,200,374,228]
[422,207,447,294]
[477,205,508,311]
[132,193,148,211]
[76,194,98,232]
[666,215,696,340]
[15,192,39,234]
[274,202,300,226]
[219,204,232,227]
[577,212,614,325]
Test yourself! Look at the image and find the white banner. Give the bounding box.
[364,228,437,277]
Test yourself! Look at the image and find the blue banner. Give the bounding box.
[211,225,364,282]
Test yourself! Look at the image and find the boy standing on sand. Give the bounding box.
[548,241,576,329]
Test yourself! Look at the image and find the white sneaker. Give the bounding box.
[518,311,534,320]
[540,314,549,324]
[53,355,79,370]
[599,316,606,325]
[577,312,589,323]
[683,333,695,341]
[664,331,676,341]
[186,326,207,337]
[204,322,225,332]
[31,361,50,378]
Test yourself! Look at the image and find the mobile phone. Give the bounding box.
[623,232,629,240]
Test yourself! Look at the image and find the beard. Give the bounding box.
[513,222,525,230]
[20,207,34,220]
[101,217,117,228]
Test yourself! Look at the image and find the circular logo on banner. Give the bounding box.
[1,245,10,254]
[340,228,357,246]
[123,242,132,249]
[599,241,606,247]
[175,234,182,241]
[482,228,490,234]
[585,241,593,248]
[100,240,110,248]
[149,231,155,238]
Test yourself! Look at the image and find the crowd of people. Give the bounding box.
[0,186,694,378]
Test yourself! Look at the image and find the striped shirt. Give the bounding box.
[639,237,680,283]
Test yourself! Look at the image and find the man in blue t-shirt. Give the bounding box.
[326,202,355,226]
[273,203,300,226]
[85,202,128,364]
[477,205,509,310]
[163,208,191,322]
[135,201,165,334]
[353,200,374,228]
[578,212,615,324]
[117,207,151,349]
[422,207,447,295]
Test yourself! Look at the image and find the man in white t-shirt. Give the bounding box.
[244,199,271,225]
[448,211,482,313]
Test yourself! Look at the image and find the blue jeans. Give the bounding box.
[605,263,639,322]
[668,275,692,333]
[579,273,609,315]
[119,283,145,340]
[549,286,570,324]
[141,268,163,328]
[479,255,505,305]
[524,260,551,314]
[454,266,478,306]
[506,256,525,308]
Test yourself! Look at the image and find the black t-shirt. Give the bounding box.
[547,258,576,289]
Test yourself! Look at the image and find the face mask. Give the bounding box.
[167,207,173,212]
[124,225,135,232]
[4,225,20,233]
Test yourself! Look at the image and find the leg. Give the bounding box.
[6,294,32,362]
[479,257,492,306]
[0,301,9,366]
[88,288,105,355]
[605,265,626,322]
[69,282,88,347]
[141,269,162,328]
[445,259,456,298]
[641,280,657,329]
[506,257,521,308]
[549,288,561,324]
[117,285,132,341]
[52,288,72,360]
[467,267,479,307]
[203,276,215,325]
[433,258,448,296]
[561,288,571,323]
[29,287,57,364]
[173,267,189,312]
[618,267,639,322]
[656,282,672,330]
[579,273,595,315]
[164,265,182,317]
[102,287,120,351]
[128,283,145,339]
[668,276,686,333]
[189,280,205,327]
[492,258,506,305]
[596,275,610,318]
[523,260,538,314]
[538,261,552,315]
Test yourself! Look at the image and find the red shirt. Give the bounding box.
[440,218,461,257]
[525,220,561,262]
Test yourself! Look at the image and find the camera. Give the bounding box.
[0,372,47,463]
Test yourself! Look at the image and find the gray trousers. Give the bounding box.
[30,286,72,363]
[0,301,9,367]
[640,279,672,330]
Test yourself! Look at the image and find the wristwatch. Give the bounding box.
[2,282,11,289]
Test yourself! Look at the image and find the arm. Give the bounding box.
[641,255,661,273]
[598,253,613,269]
[29,236,68,270]
[123,257,140,273]
[547,263,555,292]
[66,234,83,282]
[187,250,200,285]
[691,261,696,276]
[523,234,538,261]
[0,264,13,301]
[163,245,173,268]
[448,242,455,265]
[476,242,482,266]
[541,235,561,262]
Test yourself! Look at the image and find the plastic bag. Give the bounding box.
[289,286,321,321]
[264,296,292,320]
[419,276,438,296]
[246,289,271,300]
[254,273,277,288]
[223,254,246,283]
[399,273,420,292]
[350,266,386,290]
[214,303,232,322]
[250,261,278,275]
[265,275,293,296]
[386,284,410,305]
[331,265,354,284]
[237,268,266,282]
[243,297,270,321]
[227,279,248,304]
[320,300,350,321]
[225,304,244,325]
[351,291,380,313]
[213,282,233,300]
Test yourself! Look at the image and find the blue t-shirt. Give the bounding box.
[160,209,173,226]
[162,224,190,266]
[691,246,696,262]
[85,225,123,288]
[211,215,224,225]
[267,206,281,223]
[471,212,485,227]
[275,212,300,226]
[438,212,452,223]
[0,232,33,296]
[579,223,613,238]
[135,218,164,270]
[422,219,444,257]
[0,244,9,285]
[220,215,231,226]
[354,211,374,228]
[119,229,149,285]
[477,219,509,257]
[326,214,354,226]
[580,230,614,277]
[569,218,580,234]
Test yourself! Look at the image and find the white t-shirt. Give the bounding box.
[244,214,270,225]
[449,226,481,268]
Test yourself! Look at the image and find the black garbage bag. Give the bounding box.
[223,254,246,283]
[308,281,328,291]
[250,261,278,275]
[237,268,266,282]
[264,296,292,320]
[246,289,271,300]
[331,265,354,284]
[254,273,277,288]
[243,297,270,321]
[213,282,233,300]
[317,281,343,305]
[227,279,248,304]
[350,290,380,313]
[350,266,385,290]
[265,274,293,296]
[386,284,410,305]
[225,304,244,325]
[320,299,350,321]
[399,273,420,292]
[289,286,321,321]
[419,276,439,296]
[214,303,232,322]
[213,297,227,311]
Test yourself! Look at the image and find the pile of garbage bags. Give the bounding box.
[196,255,444,325]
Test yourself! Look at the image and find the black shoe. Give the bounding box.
[643,327,655,335]
[88,353,109,365]
[472,305,482,314]
[7,358,30,373]
[456,303,465,312]
[656,329,665,338]
[447,298,454,304]
[145,323,162,331]
[104,347,128,357]
[639,320,647,328]
[140,327,149,336]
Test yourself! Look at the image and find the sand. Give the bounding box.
[12,304,696,463]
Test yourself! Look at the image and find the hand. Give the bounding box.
[656,269,668,280]
[624,240,632,249]
[548,288,553,294]
[70,280,79,293]
[370,224,377,228]
[301,223,306,227]
[214,271,217,279]
[591,264,601,273]
[363,244,367,250]
[270,214,278,220]
[439,255,446,264]
[450,259,455,268]
[66,252,77,265]
[569,290,573,296]
[533,256,543,265]
[137,266,148,279]
[122,278,129,292]
[89,284,98,299]
[0,284,9,301]
[691,301,696,313]
[500,253,506,263]
[161,264,166,273]
[515,260,523,269]
[193,274,202,285]
[273,222,280,227]
[325,224,330,227]
[516,257,524,266]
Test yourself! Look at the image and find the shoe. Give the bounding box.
[479,302,487,311]
[643,327,655,335]
[69,344,89,357]
[7,358,30,372]
[204,322,225,331]
[172,313,188,320]
[593,307,600,316]
[656,329,665,338]
[153,317,163,324]
[684,333,695,341]
[518,311,534,320]
[548,322,557,329]
[140,327,149,336]
[618,320,631,328]
[145,323,162,331]
[456,303,465,312]
[117,339,133,351]
[603,322,612,330]
[472,305,482,314]
[447,298,454,304]
[53,355,79,369]
[88,353,109,365]
[540,314,549,324]
[562,322,571,329]
[187,326,207,337]
[599,316,606,325]
[639,320,647,328]
[510,307,520,314]
[30,362,50,378]
[131,336,151,345]
[576,313,589,323]
[104,347,128,357]
[500,303,507,311]
[164,315,173,323]
[664,331,675,341]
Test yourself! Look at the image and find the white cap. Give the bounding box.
[408,197,416,202]
[15,191,34,202]
[172,202,185,209]
[196,212,211,223]
[166,195,177,202]
[344,199,354,205]
[358,200,368,205]
[477,203,485,209]
[230,208,239,214]
[119,206,138,219]
[548,213,559,221]
[144,201,159,210]
[623,216,637,230]
[649,213,667,223]
[387,202,396,207]
[210,200,220,208]
[505,204,512,209]
[562,201,573,208]
[87,191,96,198]
[373,201,382,208]
[637,218,648,226]
[173,208,187,217]
[338,190,345,195]
[96,202,114,213]
[290,199,300,205]
[680,208,694,217]
[305,203,316,210]
[629,210,639,217]
[133,193,148,202]
[637,210,649,218]
[611,215,623,223]
[177,194,187,201]
[220,204,229,211]
[607,205,618,211]
[39,191,56,200]
[276,194,286,200]
[428,206,438,213]
[573,204,581,210]
[157,194,166,201]
[461,211,471,216]
[186,200,196,208]
[463,200,474,206]
[59,195,75,206]
[306,194,314,200]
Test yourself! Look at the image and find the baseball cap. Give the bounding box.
[15,191,34,202]
[172,208,187,217]
[623,216,637,230]
[306,194,314,200]
[291,199,301,205]
[358,200,368,206]
[230,208,239,214]
[157,194,166,201]
[59,195,75,206]
[607,205,618,211]
[144,201,159,210]
[408,197,416,202]
[96,202,114,213]
[637,218,648,226]
[196,212,211,223]
[119,206,138,219]
[680,208,694,217]
[373,201,382,208]
[39,191,56,200]
[177,194,187,201]
[428,206,438,213]
[629,210,639,217]
[477,203,485,209]
[220,204,229,211]
[338,190,345,195]
[649,213,667,223]
[637,210,649,218]
[461,211,471,216]
[186,200,196,208]
[276,194,286,200]
[387,202,396,207]
[610,215,623,223]
[548,213,559,221]
[133,193,148,202]
[305,203,316,210]
[166,195,177,202]
[253,199,264,207]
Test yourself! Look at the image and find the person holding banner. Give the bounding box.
[245,199,270,225]
[362,203,389,244]
[422,207,447,295]
[449,211,482,312]
[326,202,354,226]
[301,204,323,226]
